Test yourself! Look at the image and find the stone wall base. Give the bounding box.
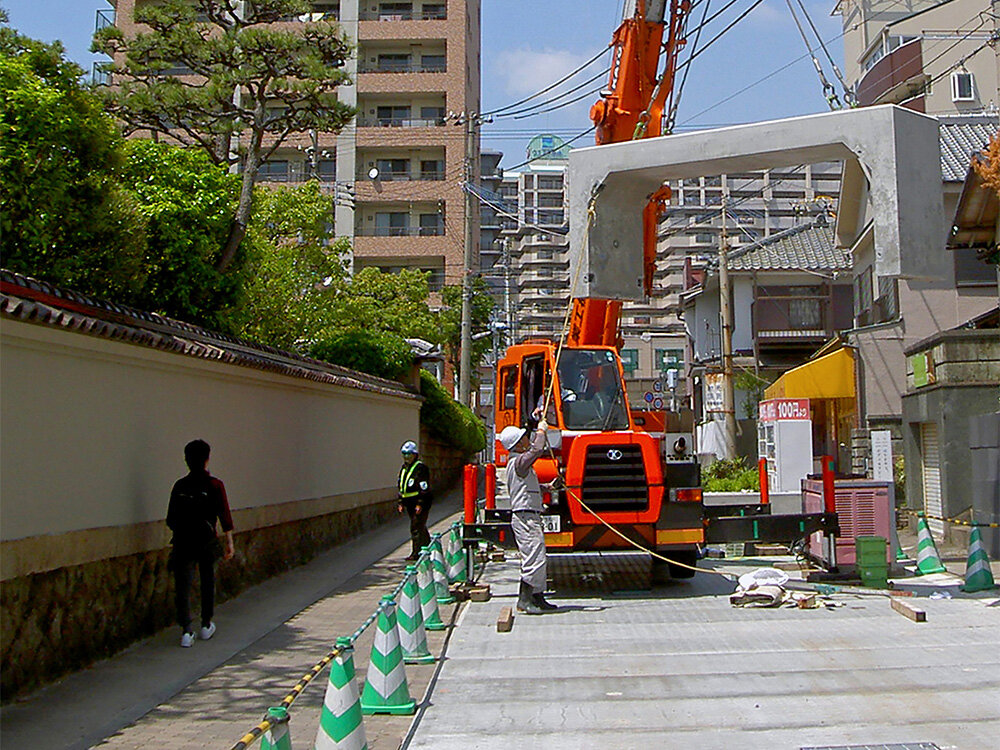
[1,498,398,702]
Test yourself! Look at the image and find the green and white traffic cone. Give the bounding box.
[360,597,416,715]
[446,526,467,583]
[961,527,997,592]
[397,566,433,664]
[261,707,292,750]
[314,638,367,750]
[417,551,445,631]
[915,515,947,575]
[429,537,455,604]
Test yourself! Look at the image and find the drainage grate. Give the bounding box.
[801,744,941,750]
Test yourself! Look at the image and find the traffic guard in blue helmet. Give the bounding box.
[398,441,432,561]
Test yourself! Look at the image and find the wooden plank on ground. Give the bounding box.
[891,597,926,622]
[497,606,514,632]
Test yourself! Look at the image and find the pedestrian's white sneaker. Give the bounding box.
[199,622,216,640]
[180,631,196,648]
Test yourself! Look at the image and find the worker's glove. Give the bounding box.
[538,419,548,432]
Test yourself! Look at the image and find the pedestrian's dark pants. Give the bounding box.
[407,504,431,556]
[173,549,216,633]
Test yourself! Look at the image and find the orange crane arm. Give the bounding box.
[568,0,689,348]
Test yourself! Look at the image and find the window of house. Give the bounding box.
[787,286,823,329]
[419,213,443,236]
[620,348,639,373]
[656,348,683,371]
[421,54,446,72]
[951,70,975,102]
[258,160,289,181]
[376,105,410,126]
[874,276,899,323]
[854,265,874,325]
[377,53,411,72]
[375,212,409,235]
[421,266,445,290]
[419,159,444,179]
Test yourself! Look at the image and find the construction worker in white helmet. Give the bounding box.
[397,440,432,561]
[498,420,558,614]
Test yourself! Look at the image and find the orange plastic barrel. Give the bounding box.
[484,463,496,510]
[463,464,479,523]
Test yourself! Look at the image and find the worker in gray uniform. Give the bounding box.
[499,420,558,614]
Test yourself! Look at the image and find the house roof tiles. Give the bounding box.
[939,113,998,182]
[727,221,850,273]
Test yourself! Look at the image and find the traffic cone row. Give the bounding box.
[428,538,455,604]
[962,527,997,593]
[397,566,434,664]
[446,526,467,583]
[261,707,292,750]
[915,515,947,575]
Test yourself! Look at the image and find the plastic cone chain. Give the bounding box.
[962,527,997,592]
[429,537,455,604]
[261,707,292,750]
[416,552,445,631]
[915,515,947,575]
[397,566,433,664]
[360,597,416,715]
[314,638,367,750]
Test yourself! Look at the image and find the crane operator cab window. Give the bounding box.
[557,349,629,431]
[520,356,551,427]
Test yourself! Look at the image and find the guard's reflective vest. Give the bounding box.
[399,460,426,499]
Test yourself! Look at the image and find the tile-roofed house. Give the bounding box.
[939,113,998,182]
[728,220,851,273]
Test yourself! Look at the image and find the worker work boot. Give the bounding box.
[532,592,558,611]
[516,580,543,615]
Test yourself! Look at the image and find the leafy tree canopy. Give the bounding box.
[439,277,496,387]
[93,0,357,270]
[310,329,413,381]
[0,22,147,298]
[331,267,440,340]
[234,181,349,349]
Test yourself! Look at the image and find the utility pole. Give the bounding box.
[458,112,478,408]
[718,195,738,459]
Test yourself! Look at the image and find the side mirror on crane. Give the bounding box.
[504,393,516,410]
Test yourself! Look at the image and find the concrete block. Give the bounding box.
[496,606,514,632]
[891,597,926,622]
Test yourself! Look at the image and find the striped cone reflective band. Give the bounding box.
[961,527,997,592]
[417,551,445,631]
[314,638,367,750]
[430,538,455,604]
[360,597,416,715]
[398,566,433,664]
[261,707,292,750]
[915,515,947,575]
[447,527,467,583]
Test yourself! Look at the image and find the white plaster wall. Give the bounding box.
[0,319,419,542]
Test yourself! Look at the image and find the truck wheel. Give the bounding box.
[665,550,698,579]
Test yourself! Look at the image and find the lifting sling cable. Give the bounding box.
[792,0,854,106]
[784,0,841,109]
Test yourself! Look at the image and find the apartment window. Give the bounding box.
[258,160,289,182]
[419,160,444,180]
[379,3,413,20]
[537,194,562,208]
[421,54,446,72]
[311,2,340,20]
[537,175,563,190]
[538,268,553,278]
[422,3,446,19]
[694,233,714,244]
[376,105,410,126]
[655,348,683,371]
[951,71,975,102]
[419,106,445,124]
[377,53,411,72]
[537,249,553,259]
[633,316,651,325]
[317,159,336,180]
[419,213,443,236]
[620,349,639,374]
[376,158,410,180]
[538,210,564,225]
[375,212,409,236]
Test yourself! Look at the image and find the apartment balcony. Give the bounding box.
[95,7,114,31]
[857,39,926,107]
[359,6,448,42]
[358,60,446,74]
[359,7,447,21]
[752,296,833,346]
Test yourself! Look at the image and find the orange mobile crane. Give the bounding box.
[464,1,839,578]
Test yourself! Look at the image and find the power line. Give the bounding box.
[496,67,610,119]
[676,0,769,71]
[482,47,610,117]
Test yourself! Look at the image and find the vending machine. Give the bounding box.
[758,398,812,493]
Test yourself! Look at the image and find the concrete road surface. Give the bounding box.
[406,553,1000,750]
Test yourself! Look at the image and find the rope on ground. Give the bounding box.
[228,532,450,750]
[901,509,999,528]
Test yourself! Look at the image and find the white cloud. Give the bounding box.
[495,48,595,98]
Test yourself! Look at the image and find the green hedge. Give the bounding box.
[310,329,412,381]
[419,369,486,457]
[702,456,760,493]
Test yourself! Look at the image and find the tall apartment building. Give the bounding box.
[497,142,571,342]
[109,0,482,291]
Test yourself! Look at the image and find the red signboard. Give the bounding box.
[758,398,810,422]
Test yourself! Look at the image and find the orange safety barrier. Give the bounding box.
[463,464,478,524]
[758,458,769,505]
[484,463,496,510]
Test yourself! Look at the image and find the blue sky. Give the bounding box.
[3,0,847,164]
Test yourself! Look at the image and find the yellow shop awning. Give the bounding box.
[764,347,855,401]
